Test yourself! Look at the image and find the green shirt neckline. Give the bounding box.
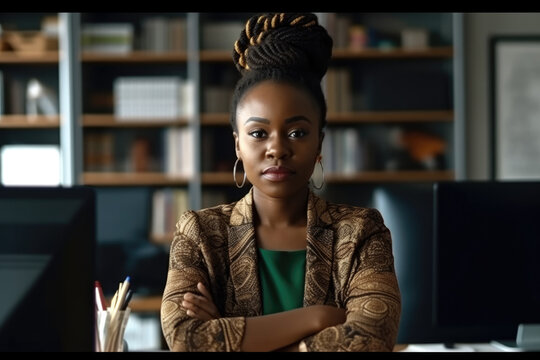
[257,248,307,315]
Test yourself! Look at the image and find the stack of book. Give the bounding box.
[322,127,371,174]
[325,67,353,113]
[202,21,243,50]
[81,23,134,54]
[163,126,194,176]
[0,71,3,115]
[113,76,193,120]
[151,187,189,239]
[140,16,187,52]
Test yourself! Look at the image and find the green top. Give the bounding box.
[257,248,307,315]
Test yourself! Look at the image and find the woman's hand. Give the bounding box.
[312,304,347,330]
[182,282,221,321]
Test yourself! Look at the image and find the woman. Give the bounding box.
[161,12,401,352]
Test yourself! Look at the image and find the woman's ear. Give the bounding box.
[233,132,241,159]
[317,131,325,156]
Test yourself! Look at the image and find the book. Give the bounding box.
[0,71,3,116]
[140,16,186,52]
[151,187,189,238]
[202,21,243,50]
[81,23,134,54]
[163,127,194,176]
[114,76,192,120]
[84,132,115,172]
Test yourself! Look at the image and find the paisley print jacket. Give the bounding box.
[161,187,401,351]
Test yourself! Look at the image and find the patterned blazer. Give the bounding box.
[161,187,401,352]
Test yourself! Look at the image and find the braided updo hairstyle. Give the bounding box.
[230,13,333,132]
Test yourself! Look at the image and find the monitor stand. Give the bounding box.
[491,324,540,352]
[402,343,477,352]
[490,340,521,352]
[517,323,540,351]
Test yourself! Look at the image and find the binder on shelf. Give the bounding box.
[114,76,193,120]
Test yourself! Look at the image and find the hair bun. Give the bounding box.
[233,13,333,81]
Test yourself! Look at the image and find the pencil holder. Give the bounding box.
[96,307,131,352]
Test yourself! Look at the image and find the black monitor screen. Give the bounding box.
[433,181,540,343]
[373,183,438,344]
[0,186,96,351]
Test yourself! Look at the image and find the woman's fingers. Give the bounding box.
[181,282,221,320]
[182,294,214,321]
[196,282,220,318]
[197,282,212,300]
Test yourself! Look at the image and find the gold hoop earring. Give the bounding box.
[311,159,325,190]
[233,158,247,188]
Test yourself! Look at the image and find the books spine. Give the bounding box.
[0,70,3,116]
[114,76,192,120]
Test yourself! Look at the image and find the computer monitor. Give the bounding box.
[433,181,540,349]
[373,182,447,344]
[0,186,96,351]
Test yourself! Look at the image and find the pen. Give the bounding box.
[121,289,133,311]
[113,276,130,313]
[94,281,107,311]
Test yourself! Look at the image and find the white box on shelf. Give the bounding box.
[0,145,61,186]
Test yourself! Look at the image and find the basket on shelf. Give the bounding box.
[2,31,58,54]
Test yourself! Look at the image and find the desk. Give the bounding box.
[396,342,523,352]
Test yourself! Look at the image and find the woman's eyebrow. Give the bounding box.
[244,117,269,125]
[285,115,311,124]
[244,115,312,125]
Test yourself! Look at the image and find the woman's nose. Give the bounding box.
[265,134,290,159]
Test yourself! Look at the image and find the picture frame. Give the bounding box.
[490,36,540,180]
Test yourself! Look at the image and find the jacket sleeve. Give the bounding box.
[160,210,246,352]
[300,208,402,352]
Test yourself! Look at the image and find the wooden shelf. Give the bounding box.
[326,170,454,183]
[81,51,188,63]
[105,295,162,313]
[200,113,232,126]
[128,295,162,312]
[331,46,453,59]
[83,172,190,186]
[150,233,174,246]
[201,170,453,186]
[0,47,451,64]
[199,47,453,63]
[328,110,454,123]
[201,171,238,185]
[0,115,60,128]
[199,50,234,62]
[0,51,58,63]
[201,110,454,126]
[83,114,190,127]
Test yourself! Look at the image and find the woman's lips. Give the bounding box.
[262,166,294,181]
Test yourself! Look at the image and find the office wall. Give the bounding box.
[463,12,540,179]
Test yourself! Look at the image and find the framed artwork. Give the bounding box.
[490,36,540,180]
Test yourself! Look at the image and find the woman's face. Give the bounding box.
[233,80,323,199]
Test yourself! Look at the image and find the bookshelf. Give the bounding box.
[0,12,461,318]
[197,12,456,198]
[0,13,61,187]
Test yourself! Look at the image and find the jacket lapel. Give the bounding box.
[227,188,262,316]
[304,191,335,306]
[227,188,335,314]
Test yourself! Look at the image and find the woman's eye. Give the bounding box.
[289,129,307,138]
[248,130,266,138]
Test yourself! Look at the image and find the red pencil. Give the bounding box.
[95,281,108,311]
